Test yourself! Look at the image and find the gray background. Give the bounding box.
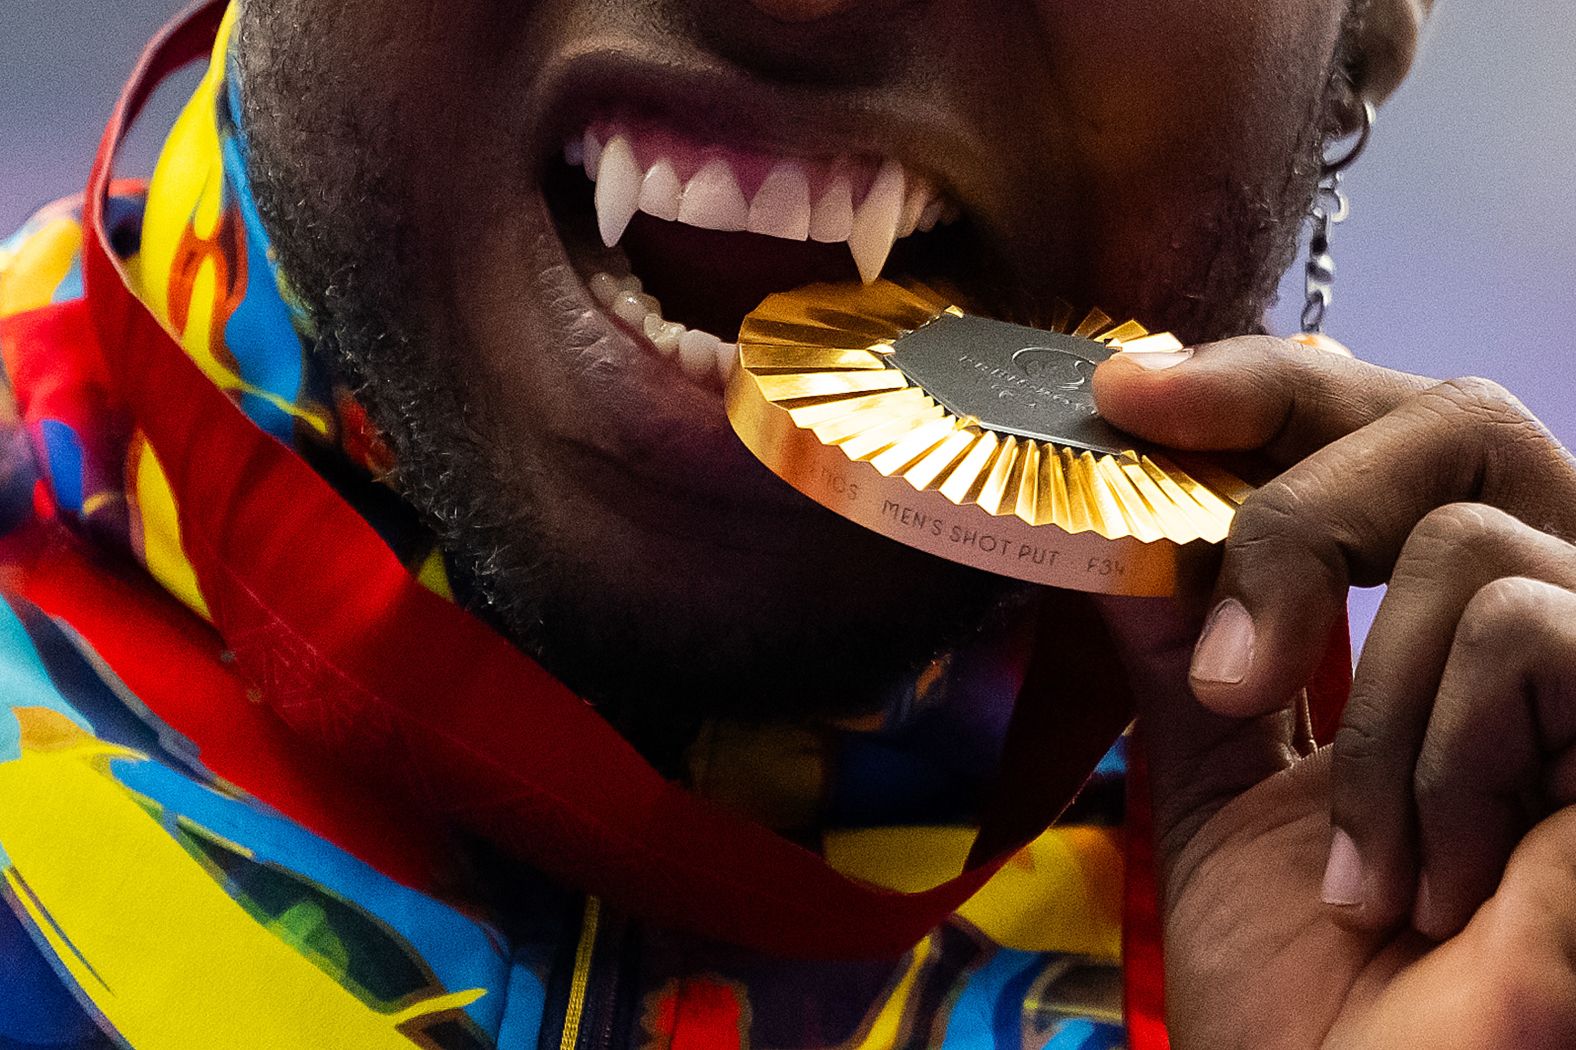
[3,2,1575,638]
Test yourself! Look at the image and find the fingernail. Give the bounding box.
[1119,349,1195,371]
[1190,598,1256,685]
[1322,828,1365,907]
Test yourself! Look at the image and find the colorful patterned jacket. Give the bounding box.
[0,5,1200,1048]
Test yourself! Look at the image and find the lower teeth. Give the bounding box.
[588,270,738,388]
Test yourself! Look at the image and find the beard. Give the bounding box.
[231,7,1350,767]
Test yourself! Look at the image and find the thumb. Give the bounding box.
[1096,594,1301,875]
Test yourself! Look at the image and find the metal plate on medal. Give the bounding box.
[726,279,1253,597]
[887,313,1134,456]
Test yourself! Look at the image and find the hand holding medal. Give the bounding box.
[728,275,1576,1048]
[1090,326,1576,1048]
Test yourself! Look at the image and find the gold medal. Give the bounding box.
[726,279,1252,597]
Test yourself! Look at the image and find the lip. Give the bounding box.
[501,41,1002,513]
[511,172,811,515]
[530,45,989,365]
[523,43,991,227]
[549,427,854,555]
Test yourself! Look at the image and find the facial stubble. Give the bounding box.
[233,7,1350,765]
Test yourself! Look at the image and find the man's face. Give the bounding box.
[236,0,1350,755]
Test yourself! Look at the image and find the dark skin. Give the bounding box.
[234,0,1340,749]
[235,0,1576,1044]
[1095,342,1576,1047]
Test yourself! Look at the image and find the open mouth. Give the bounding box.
[543,115,975,393]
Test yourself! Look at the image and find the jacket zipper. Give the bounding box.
[557,896,602,1050]
[586,916,625,1050]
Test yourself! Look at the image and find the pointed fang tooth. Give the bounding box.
[638,159,683,222]
[809,174,854,243]
[747,161,812,240]
[848,160,905,284]
[677,159,749,232]
[594,136,642,247]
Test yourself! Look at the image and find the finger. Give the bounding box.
[1325,506,1576,931]
[1411,577,1576,941]
[1095,593,1299,885]
[1346,804,1576,1048]
[1091,334,1431,467]
[1187,378,1576,719]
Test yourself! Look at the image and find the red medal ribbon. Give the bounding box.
[70,9,1351,1043]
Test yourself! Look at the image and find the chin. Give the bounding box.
[235,2,1327,730]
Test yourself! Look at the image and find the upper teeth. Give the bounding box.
[571,124,956,285]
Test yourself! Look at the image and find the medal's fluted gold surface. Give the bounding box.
[726,279,1253,597]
